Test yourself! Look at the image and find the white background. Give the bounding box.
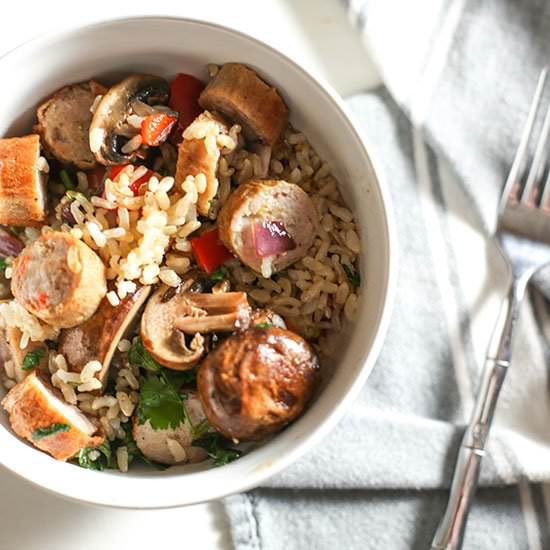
[0,2,379,549]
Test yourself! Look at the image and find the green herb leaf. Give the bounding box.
[343,264,361,288]
[76,441,113,471]
[193,432,241,466]
[60,169,76,190]
[163,368,197,388]
[32,423,70,441]
[0,258,7,271]
[255,322,273,329]
[137,375,185,430]
[128,338,162,373]
[22,347,45,371]
[210,267,228,282]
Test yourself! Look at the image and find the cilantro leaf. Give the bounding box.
[22,347,45,371]
[0,258,7,271]
[193,432,241,466]
[343,264,361,288]
[32,423,70,441]
[137,375,185,430]
[255,322,273,329]
[210,267,228,282]
[128,338,162,372]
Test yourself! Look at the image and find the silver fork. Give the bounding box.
[431,67,550,550]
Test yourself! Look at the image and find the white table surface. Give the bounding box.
[0,2,380,549]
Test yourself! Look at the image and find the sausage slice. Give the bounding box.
[175,111,228,216]
[0,135,48,226]
[11,231,107,328]
[197,327,319,441]
[58,285,151,389]
[218,179,317,277]
[1,371,103,461]
[35,80,107,169]
[199,63,288,145]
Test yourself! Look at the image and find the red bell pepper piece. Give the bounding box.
[108,165,153,196]
[109,164,128,181]
[190,227,233,274]
[141,113,177,146]
[169,74,205,145]
[129,169,154,196]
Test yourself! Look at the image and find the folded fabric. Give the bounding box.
[224,1,550,548]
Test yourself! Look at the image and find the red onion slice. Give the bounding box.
[253,220,295,258]
[0,228,24,257]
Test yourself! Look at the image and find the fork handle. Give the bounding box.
[431,277,526,550]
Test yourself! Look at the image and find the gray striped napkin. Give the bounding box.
[224,1,550,548]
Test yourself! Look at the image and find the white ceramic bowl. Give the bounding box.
[0,16,395,508]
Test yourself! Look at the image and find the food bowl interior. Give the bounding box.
[0,17,393,508]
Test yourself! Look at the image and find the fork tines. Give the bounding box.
[500,67,550,212]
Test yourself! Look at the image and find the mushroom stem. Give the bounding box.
[175,312,243,333]
[175,291,250,333]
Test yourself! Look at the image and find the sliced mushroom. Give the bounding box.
[141,286,251,370]
[89,75,170,165]
[58,285,151,389]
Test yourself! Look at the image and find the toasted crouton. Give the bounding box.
[0,135,48,226]
[1,371,103,461]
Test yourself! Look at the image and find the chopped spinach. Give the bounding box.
[60,169,76,190]
[75,424,167,471]
[128,338,162,373]
[32,423,70,441]
[343,264,361,288]
[163,368,197,388]
[22,347,45,371]
[193,432,242,466]
[76,441,114,471]
[210,266,229,282]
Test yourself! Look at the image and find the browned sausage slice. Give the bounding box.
[0,135,48,226]
[197,327,319,441]
[218,179,317,277]
[174,111,228,216]
[1,371,104,461]
[11,231,107,328]
[199,63,288,145]
[58,285,151,389]
[35,80,107,169]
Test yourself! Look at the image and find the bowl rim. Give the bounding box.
[0,14,397,508]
